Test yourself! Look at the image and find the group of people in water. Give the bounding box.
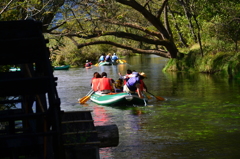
[85,53,119,68]
[98,53,119,64]
[91,69,147,98]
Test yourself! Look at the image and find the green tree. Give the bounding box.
[47,0,179,58]
[1,0,240,67]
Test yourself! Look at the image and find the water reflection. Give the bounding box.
[54,55,240,158]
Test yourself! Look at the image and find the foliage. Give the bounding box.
[164,47,240,78]
[0,0,240,68]
[0,65,11,72]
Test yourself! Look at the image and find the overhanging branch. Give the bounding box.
[77,40,170,58]
[51,30,169,46]
[157,0,168,19]
[47,21,67,33]
[101,19,163,39]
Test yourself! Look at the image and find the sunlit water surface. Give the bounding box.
[54,55,240,159]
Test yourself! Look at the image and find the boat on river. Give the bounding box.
[9,67,21,72]
[54,65,70,70]
[98,60,126,66]
[98,62,112,66]
[90,92,147,106]
[85,66,92,69]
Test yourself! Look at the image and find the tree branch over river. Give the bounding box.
[1,0,240,73]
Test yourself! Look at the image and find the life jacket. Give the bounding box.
[112,55,118,60]
[99,56,105,61]
[92,78,100,91]
[91,77,95,86]
[99,77,112,91]
[105,55,111,62]
[126,76,140,91]
[85,63,90,67]
[115,80,123,89]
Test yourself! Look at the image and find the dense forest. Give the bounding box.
[0,0,240,76]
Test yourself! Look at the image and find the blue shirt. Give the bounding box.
[99,55,105,61]
[112,55,118,60]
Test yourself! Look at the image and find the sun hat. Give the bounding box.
[140,72,147,78]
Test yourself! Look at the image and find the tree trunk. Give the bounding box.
[168,5,188,47]
[178,0,197,43]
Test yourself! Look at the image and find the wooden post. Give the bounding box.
[96,124,119,148]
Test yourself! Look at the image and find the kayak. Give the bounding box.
[54,65,70,70]
[98,62,112,66]
[90,92,147,106]
[98,60,126,66]
[9,67,36,72]
[118,59,126,64]
[112,61,118,65]
[85,66,92,69]
[9,67,21,72]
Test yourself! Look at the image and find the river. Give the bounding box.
[54,55,240,159]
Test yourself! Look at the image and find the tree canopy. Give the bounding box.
[1,0,240,65]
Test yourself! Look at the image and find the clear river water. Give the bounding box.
[53,55,240,159]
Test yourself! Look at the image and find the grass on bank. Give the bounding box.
[163,43,240,78]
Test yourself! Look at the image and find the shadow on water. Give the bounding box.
[54,55,240,159]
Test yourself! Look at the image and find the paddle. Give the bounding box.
[142,92,152,100]
[118,59,127,63]
[94,63,99,66]
[118,59,123,64]
[79,89,94,104]
[146,95,152,99]
[142,93,147,106]
[121,59,127,63]
[146,91,165,101]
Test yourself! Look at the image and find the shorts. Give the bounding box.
[123,85,135,93]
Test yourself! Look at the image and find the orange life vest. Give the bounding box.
[92,78,100,91]
[99,77,112,91]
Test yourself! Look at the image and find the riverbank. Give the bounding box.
[163,48,240,78]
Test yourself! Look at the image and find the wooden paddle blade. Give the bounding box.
[79,89,94,103]
[118,60,123,63]
[79,96,87,103]
[146,95,152,99]
[155,96,165,101]
[122,60,127,63]
[80,96,91,104]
